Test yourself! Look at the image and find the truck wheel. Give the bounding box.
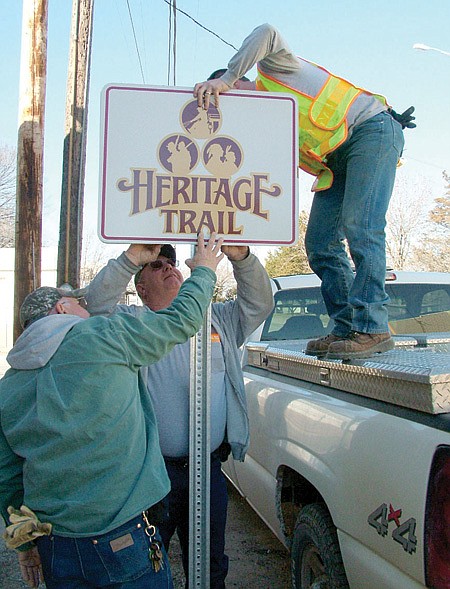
[291,503,349,589]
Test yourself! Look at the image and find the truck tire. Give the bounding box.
[291,502,349,589]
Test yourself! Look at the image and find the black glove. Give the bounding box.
[388,106,416,129]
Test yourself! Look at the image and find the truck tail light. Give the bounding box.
[425,446,450,588]
[385,271,397,281]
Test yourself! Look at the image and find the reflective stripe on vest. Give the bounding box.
[256,65,387,191]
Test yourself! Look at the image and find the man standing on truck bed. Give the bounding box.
[195,23,416,361]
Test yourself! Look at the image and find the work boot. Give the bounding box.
[305,333,345,357]
[326,331,394,360]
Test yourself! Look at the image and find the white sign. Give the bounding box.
[99,84,298,245]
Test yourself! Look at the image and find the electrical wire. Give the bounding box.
[167,0,172,85]
[126,0,238,86]
[172,0,177,86]
[161,0,239,51]
[126,0,146,83]
[405,156,447,171]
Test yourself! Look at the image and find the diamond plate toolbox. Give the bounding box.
[246,340,450,415]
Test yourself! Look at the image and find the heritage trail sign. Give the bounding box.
[99,84,298,246]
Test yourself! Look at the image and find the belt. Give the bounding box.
[163,442,231,467]
[144,499,165,525]
[163,455,189,468]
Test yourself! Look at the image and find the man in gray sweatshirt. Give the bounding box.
[86,243,274,589]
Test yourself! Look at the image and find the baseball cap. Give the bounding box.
[20,286,80,329]
[159,244,177,264]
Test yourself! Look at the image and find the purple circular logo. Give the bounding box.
[203,137,243,177]
[158,134,199,174]
[181,100,222,139]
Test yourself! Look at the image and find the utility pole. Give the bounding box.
[57,0,94,288]
[14,0,48,341]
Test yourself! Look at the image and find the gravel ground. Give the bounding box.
[0,482,291,588]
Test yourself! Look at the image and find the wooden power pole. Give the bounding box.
[14,0,48,341]
[57,0,94,288]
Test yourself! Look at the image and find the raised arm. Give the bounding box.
[194,23,300,109]
[85,244,162,316]
[107,234,225,367]
[216,246,274,345]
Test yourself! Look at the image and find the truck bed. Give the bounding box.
[246,333,450,414]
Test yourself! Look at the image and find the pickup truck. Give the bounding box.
[223,270,450,589]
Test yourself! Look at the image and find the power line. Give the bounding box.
[172,0,177,85]
[167,1,172,84]
[161,0,239,51]
[166,0,177,85]
[126,0,145,83]
[406,156,447,171]
[126,0,238,85]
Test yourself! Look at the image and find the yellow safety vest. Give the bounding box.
[256,63,388,191]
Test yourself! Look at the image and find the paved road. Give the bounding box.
[0,355,291,588]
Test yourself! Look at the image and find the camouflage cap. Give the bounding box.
[20,286,77,329]
[134,244,177,287]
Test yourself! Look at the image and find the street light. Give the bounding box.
[413,43,450,57]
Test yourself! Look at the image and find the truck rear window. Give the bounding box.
[261,284,450,341]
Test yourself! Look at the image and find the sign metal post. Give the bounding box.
[189,302,211,588]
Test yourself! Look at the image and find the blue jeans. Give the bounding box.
[36,513,173,588]
[305,111,404,335]
[160,452,229,589]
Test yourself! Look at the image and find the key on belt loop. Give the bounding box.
[142,511,156,538]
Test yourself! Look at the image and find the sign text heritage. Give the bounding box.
[99,85,298,245]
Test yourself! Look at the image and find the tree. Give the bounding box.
[385,174,430,270]
[79,233,125,286]
[412,171,450,272]
[212,261,238,302]
[0,144,16,247]
[265,211,311,277]
[429,171,450,229]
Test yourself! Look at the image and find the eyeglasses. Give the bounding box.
[147,259,179,271]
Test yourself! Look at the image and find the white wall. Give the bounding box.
[0,247,57,353]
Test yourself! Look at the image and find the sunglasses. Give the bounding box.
[76,296,88,309]
[148,259,179,271]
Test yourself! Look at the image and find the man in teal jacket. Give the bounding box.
[0,235,223,589]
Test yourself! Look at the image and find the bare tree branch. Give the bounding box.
[0,144,16,247]
[386,175,430,270]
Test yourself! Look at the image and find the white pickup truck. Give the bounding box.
[223,270,450,589]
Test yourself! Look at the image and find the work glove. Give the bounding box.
[3,505,52,549]
[388,106,416,129]
[18,546,44,588]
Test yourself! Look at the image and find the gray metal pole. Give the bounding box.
[189,245,211,588]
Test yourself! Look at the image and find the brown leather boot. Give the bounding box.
[326,331,394,360]
[305,333,345,357]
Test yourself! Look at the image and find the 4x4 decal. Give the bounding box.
[368,503,417,554]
